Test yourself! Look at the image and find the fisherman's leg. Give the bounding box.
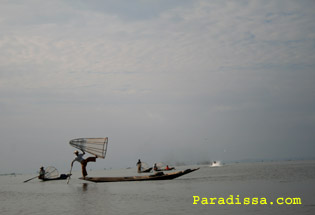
[81,162,88,177]
[85,157,96,163]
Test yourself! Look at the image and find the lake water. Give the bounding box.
[1,160,315,215]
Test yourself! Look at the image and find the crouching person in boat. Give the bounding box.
[38,166,45,180]
[71,150,97,179]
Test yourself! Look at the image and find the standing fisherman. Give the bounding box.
[71,150,97,179]
[136,159,142,173]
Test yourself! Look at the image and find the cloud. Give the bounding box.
[64,0,194,21]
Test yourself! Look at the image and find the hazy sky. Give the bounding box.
[1,0,314,173]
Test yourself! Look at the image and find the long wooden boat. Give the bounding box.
[80,168,199,183]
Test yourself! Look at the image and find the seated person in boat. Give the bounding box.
[71,150,97,179]
[165,165,175,170]
[38,166,45,180]
[154,163,161,171]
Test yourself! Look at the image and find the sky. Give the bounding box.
[1,0,314,173]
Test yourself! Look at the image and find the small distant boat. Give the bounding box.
[139,167,153,173]
[80,168,199,183]
[40,167,71,181]
[209,161,222,167]
[41,174,71,181]
[24,166,71,183]
[154,163,176,171]
[154,167,176,172]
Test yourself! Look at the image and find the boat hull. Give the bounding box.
[41,174,71,181]
[154,167,175,171]
[139,167,153,173]
[80,168,199,183]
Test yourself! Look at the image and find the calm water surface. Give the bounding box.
[1,160,315,215]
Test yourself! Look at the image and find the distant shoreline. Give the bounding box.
[196,157,315,166]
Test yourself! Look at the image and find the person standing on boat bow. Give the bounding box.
[71,150,97,178]
[136,159,142,173]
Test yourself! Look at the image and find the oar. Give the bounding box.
[23,175,38,183]
[23,170,51,183]
[67,166,73,184]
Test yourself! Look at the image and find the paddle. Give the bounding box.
[23,175,39,183]
[67,166,73,184]
[23,171,48,183]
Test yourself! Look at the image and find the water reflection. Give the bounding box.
[82,183,88,191]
